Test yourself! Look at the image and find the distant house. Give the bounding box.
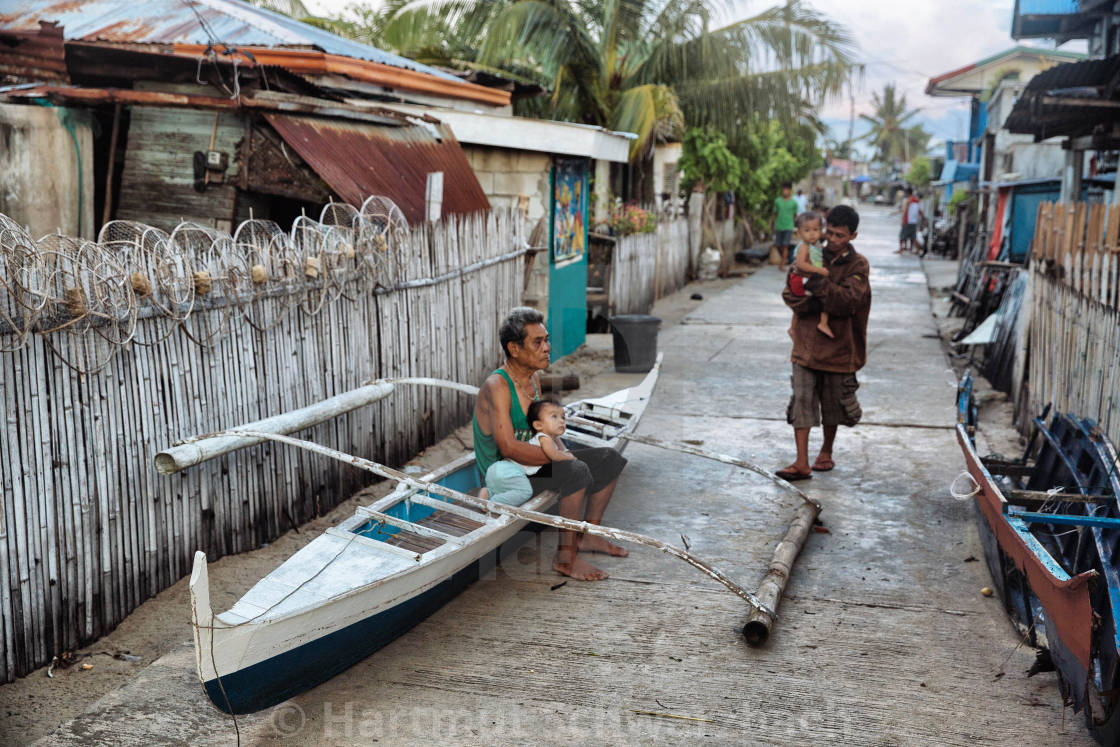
[926,46,1086,201]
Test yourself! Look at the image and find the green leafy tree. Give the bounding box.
[679,128,742,253]
[246,0,314,19]
[905,155,932,188]
[732,118,819,234]
[328,0,857,160]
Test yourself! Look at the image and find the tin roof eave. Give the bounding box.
[368,103,636,163]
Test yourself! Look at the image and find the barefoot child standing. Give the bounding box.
[787,212,834,338]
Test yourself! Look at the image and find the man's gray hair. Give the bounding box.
[499,307,545,358]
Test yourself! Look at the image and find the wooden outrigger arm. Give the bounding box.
[226,429,777,617]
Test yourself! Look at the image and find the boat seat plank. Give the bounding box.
[409,494,495,522]
[415,512,483,537]
[356,507,460,543]
[1006,489,1115,507]
[385,532,444,553]
[1009,510,1120,529]
[981,459,1036,477]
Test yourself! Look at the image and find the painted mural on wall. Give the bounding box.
[551,157,588,263]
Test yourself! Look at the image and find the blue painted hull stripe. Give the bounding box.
[203,562,481,714]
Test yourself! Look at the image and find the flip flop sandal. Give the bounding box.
[775,468,812,482]
[812,459,835,472]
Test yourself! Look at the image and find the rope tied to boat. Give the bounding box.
[950,471,981,501]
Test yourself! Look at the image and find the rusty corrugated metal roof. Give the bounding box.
[0,0,460,81]
[265,114,490,224]
[0,21,67,83]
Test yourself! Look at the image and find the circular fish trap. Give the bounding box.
[320,202,364,300]
[233,218,291,332]
[80,240,138,347]
[291,215,331,316]
[360,195,409,288]
[98,221,191,346]
[170,223,235,348]
[0,225,48,351]
[34,234,119,374]
[319,224,359,303]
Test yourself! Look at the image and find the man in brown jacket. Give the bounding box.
[777,204,871,481]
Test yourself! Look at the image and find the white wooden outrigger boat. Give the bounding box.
[160,353,818,715]
[167,360,675,714]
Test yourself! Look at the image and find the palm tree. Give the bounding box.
[826,136,854,160]
[336,0,858,160]
[859,83,923,163]
[246,0,314,18]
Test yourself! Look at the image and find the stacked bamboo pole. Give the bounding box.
[0,209,524,682]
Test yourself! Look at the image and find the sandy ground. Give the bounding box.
[0,272,743,744]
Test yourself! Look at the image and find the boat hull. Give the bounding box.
[958,423,1097,667]
[958,423,1096,705]
[203,558,483,714]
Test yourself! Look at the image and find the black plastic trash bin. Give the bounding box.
[610,314,661,373]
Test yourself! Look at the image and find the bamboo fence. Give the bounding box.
[1026,201,1120,447]
[0,203,526,682]
[610,217,690,315]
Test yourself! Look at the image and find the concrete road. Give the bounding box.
[41,206,1091,744]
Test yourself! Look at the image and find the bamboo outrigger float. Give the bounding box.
[161,357,819,715]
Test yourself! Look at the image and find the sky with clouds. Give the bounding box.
[303,0,1083,154]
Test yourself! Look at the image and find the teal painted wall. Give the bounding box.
[547,253,588,359]
[547,158,589,359]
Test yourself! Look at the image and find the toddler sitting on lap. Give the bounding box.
[480,399,574,506]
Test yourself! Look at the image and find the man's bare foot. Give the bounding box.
[817,322,834,338]
[478,487,490,500]
[553,552,609,581]
[579,534,629,557]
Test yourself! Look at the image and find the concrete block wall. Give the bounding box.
[464,145,552,310]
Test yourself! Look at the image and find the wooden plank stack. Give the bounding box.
[0,205,524,682]
[1027,201,1120,449]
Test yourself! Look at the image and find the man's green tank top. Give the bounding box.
[473,368,539,478]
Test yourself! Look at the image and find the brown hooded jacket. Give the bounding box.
[782,246,871,373]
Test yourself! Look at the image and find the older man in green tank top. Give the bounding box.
[473,307,628,581]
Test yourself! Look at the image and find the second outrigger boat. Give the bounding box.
[957,371,1120,743]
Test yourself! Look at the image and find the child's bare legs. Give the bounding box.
[817,311,834,338]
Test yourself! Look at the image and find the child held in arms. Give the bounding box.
[787,211,834,339]
[480,399,574,506]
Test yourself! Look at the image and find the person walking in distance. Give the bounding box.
[773,183,798,272]
[898,187,923,254]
